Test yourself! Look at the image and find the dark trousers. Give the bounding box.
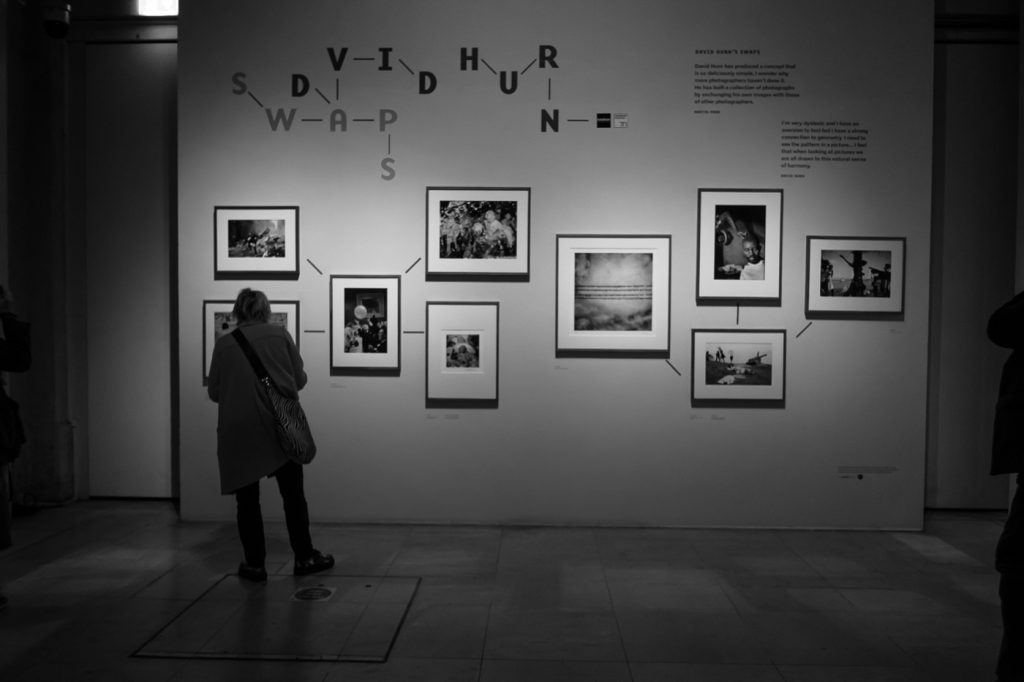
[997,475,1024,681]
[0,463,11,551]
[234,461,314,567]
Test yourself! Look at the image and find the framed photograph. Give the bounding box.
[202,299,299,385]
[555,234,671,357]
[426,301,499,405]
[696,189,783,305]
[691,329,786,406]
[425,187,530,280]
[329,275,401,375]
[806,236,906,318]
[214,206,300,280]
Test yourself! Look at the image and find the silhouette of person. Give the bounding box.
[0,285,31,611]
[987,290,1024,681]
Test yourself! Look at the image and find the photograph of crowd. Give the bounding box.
[213,310,290,342]
[227,218,286,258]
[438,200,518,259]
[343,288,388,354]
[714,205,766,281]
[574,252,653,332]
[820,249,892,297]
[445,334,480,369]
[703,342,773,386]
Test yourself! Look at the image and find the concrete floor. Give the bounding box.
[0,500,1008,681]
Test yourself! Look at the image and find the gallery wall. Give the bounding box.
[178,0,935,529]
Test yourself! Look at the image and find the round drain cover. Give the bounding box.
[293,586,333,601]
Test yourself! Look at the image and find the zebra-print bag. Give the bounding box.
[256,375,317,464]
[232,329,317,465]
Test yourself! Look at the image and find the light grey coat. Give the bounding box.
[207,322,307,494]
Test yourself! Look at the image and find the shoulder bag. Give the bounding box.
[231,328,317,465]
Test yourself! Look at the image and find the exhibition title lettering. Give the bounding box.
[233,45,559,129]
[232,45,562,179]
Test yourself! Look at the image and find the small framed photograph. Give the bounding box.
[555,234,671,357]
[691,329,786,406]
[329,275,401,375]
[696,189,783,305]
[426,187,530,280]
[202,299,299,385]
[806,236,906,319]
[214,206,300,280]
[426,301,499,405]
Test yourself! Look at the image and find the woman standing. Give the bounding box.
[208,288,333,581]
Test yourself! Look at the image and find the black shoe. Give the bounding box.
[238,562,268,582]
[294,549,334,576]
[0,593,7,611]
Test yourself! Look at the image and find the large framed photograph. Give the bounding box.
[202,299,299,385]
[329,275,401,375]
[426,301,499,406]
[691,329,786,406]
[555,234,671,357]
[426,187,530,280]
[805,236,906,319]
[214,206,300,280]
[696,189,783,305]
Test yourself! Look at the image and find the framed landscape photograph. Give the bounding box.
[696,189,783,305]
[425,187,530,280]
[691,329,786,406]
[555,234,671,357]
[426,301,499,406]
[203,299,299,385]
[329,275,401,375]
[805,236,906,319]
[214,206,299,280]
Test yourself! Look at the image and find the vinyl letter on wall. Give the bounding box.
[330,109,348,131]
[499,71,518,94]
[460,47,479,71]
[419,71,437,94]
[291,74,310,97]
[541,108,559,132]
[379,109,398,132]
[266,108,297,131]
[327,47,348,71]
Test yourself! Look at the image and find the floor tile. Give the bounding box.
[617,611,771,664]
[484,608,625,661]
[480,659,633,682]
[777,665,936,681]
[631,662,786,681]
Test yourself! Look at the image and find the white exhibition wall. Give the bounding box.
[178,0,934,529]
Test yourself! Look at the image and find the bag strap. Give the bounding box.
[231,328,276,388]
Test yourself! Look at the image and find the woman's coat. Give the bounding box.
[208,322,307,494]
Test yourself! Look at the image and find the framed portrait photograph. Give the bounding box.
[329,275,401,375]
[696,189,783,305]
[425,187,530,280]
[555,234,671,357]
[214,206,300,280]
[202,299,299,385]
[426,301,499,406]
[805,236,906,319]
[691,329,786,406]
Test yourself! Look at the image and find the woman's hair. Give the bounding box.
[233,288,271,324]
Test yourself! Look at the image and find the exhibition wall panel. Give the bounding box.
[178,0,934,528]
